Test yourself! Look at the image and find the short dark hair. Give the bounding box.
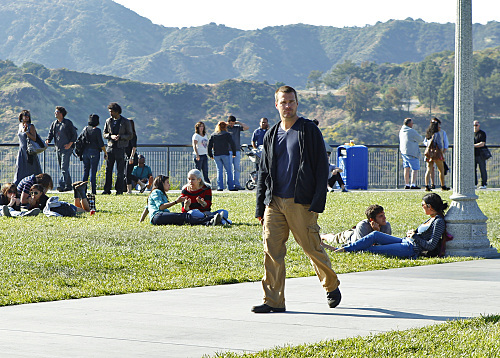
[404,118,412,126]
[88,114,100,127]
[56,106,67,117]
[275,85,298,102]
[18,110,31,123]
[365,204,384,221]
[107,102,122,114]
[227,115,236,122]
[35,173,53,190]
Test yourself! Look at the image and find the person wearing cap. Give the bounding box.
[129,154,153,193]
[80,114,107,195]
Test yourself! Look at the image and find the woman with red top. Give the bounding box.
[180,169,231,224]
[181,169,212,213]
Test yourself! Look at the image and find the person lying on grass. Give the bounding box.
[1,182,40,217]
[322,193,447,259]
[321,204,391,246]
[144,174,223,226]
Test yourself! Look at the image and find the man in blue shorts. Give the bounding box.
[399,118,423,189]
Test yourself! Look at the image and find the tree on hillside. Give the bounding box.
[380,87,403,112]
[323,60,360,89]
[437,70,454,114]
[306,70,323,97]
[344,81,379,120]
[414,59,442,115]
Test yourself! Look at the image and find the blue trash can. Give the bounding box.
[337,145,368,190]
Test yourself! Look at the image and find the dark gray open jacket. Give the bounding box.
[255,117,328,218]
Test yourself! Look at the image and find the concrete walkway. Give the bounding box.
[0,259,499,357]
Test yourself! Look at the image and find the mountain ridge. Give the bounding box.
[1,0,499,86]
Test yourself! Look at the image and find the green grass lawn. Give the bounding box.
[0,190,498,306]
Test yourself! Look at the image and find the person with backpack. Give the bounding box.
[323,193,448,258]
[76,114,107,195]
[45,106,77,192]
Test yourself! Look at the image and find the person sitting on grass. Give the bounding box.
[321,204,391,246]
[128,154,153,194]
[322,193,447,259]
[180,169,231,224]
[327,162,348,193]
[145,175,222,226]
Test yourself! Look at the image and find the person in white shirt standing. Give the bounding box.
[192,121,210,184]
[399,118,423,189]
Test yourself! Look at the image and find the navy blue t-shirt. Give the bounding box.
[273,120,301,198]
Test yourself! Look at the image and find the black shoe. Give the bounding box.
[424,186,432,192]
[410,185,421,190]
[404,185,411,189]
[327,288,342,308]
[101,191,111,195]
[441,186,450,191]
[216,189,223,191]
[430,184,436,189]
[251,304,286,313]
[229,188,238,191]
[115,192,123,195]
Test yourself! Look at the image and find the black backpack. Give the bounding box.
[74,127,89,160]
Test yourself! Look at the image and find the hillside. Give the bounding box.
[1,0,499,86]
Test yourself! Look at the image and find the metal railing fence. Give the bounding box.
[1,144,499,190]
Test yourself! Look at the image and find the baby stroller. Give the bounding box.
[241,144,262,190]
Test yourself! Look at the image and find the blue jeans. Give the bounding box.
[194,154,210,183]
[228,151,241,187]
[344,231,417,258]
[56,147,73,190]
[82,148,101,194]
[214,155,234,190]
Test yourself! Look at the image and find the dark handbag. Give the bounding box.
[479,147,492,160]
[424,136,443,161]
[27,133,47,155]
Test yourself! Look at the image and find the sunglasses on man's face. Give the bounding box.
[30,191,40,196]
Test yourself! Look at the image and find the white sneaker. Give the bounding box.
[478,185,487,189]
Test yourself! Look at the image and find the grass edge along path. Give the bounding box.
[208,315,500,357]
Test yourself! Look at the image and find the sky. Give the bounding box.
[113,0,499,30]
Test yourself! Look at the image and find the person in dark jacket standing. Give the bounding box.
[473,120,488,189]
[207,121,237,191]
[45,106,77,192]
[252,85,341,313]
[80,114,107,195]
[102,102,133,195]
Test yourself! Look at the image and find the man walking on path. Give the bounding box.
[399,118,423,189]
[226,115,249,190]
[252,85,341,313]
[45,106,77,192]
[102,102,133,195]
